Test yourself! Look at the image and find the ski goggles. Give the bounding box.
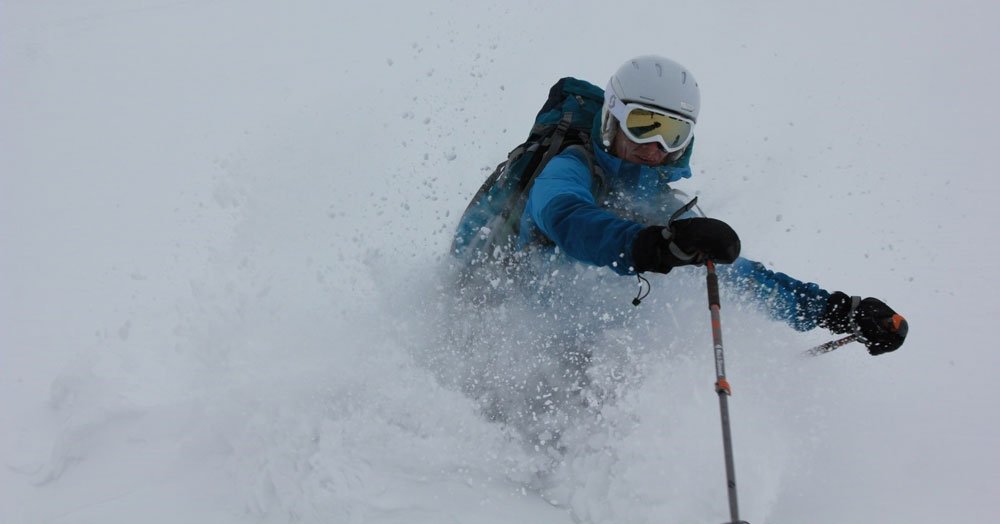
[606,96,695,153]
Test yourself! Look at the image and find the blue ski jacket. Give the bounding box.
[516,122,830,331]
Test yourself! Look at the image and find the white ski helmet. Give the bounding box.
[601,55,701,148]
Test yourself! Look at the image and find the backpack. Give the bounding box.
[451,77,605,263]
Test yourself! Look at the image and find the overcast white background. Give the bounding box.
[2,0,999,522]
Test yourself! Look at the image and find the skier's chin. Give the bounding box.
[632,155,665,166]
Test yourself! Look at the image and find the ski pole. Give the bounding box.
[705,260,749,524]
[806,314,907,356]
[806,334,859,356]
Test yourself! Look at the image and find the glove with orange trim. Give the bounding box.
[819,291,908,355]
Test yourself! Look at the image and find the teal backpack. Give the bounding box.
[451,78,605,262]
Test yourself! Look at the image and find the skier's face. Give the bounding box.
[612,131,670,166]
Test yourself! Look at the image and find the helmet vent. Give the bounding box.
[655,63,662,77]
[681,71,688,84]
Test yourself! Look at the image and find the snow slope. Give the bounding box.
[3,0,999,522]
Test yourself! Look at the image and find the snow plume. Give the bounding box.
[123,152,557,522]
[4,160,554,522]
[392,255,827,523]
[0,160,842,523]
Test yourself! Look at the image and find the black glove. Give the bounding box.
[819,291,908,355]
[632,218,741,274]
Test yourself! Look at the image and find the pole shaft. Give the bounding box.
[706,261,742,523]
[806,334,859,356]
[718,390,740,523]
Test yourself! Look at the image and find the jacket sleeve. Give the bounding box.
[717,257,831,331]
[524,152,644,275]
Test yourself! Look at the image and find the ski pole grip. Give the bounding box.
[885,314,908,337]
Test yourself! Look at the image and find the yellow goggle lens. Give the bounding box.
[623,108,694,151]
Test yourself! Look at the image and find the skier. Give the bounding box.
[456,54,907,355]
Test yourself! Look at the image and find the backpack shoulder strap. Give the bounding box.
[561,144,606,200]
[537,112,573,172]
